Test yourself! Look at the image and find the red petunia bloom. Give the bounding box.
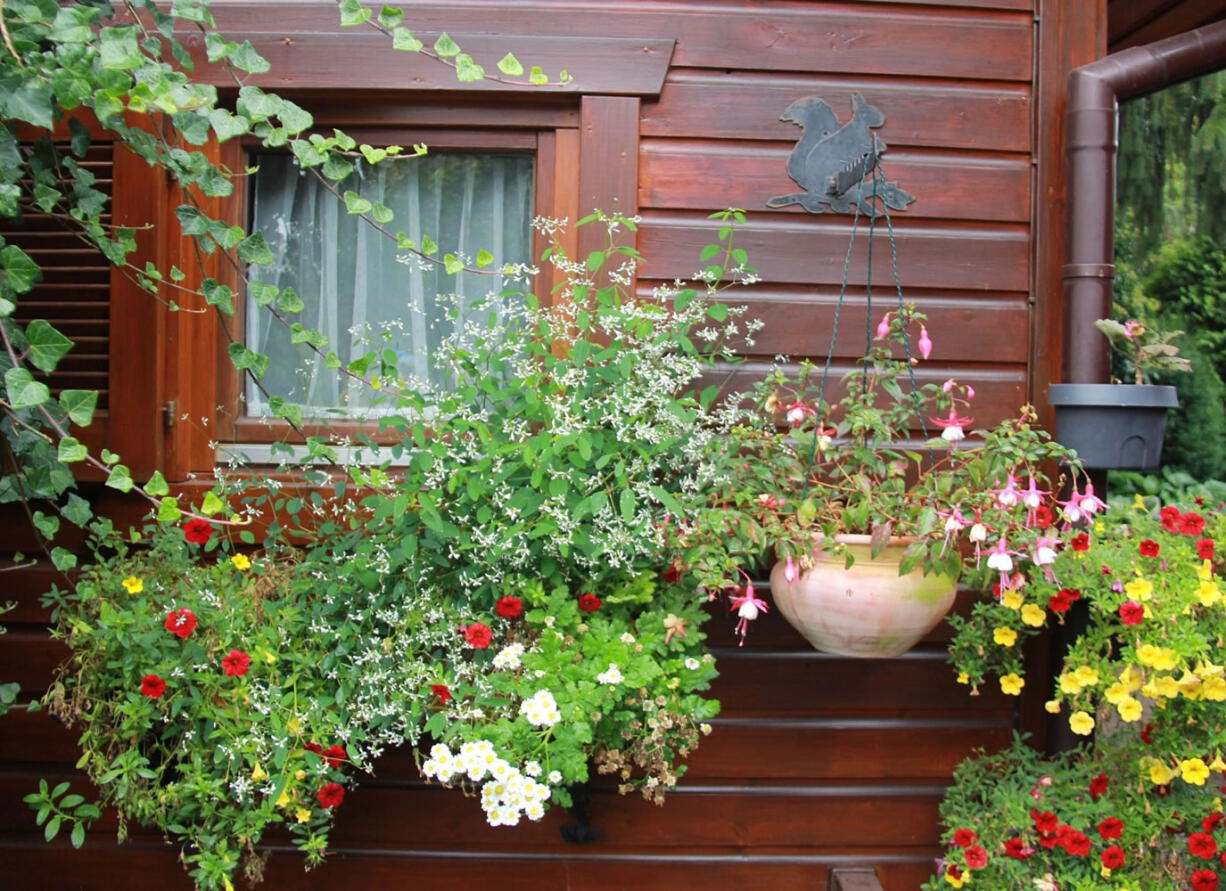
[1141,722,1155,744]
[1139,539,1160,557]
[578,592,602,612]
[1190,832,1219,859]
[1120,600,1144,626]
[221,648,251,677]
[1070,533,1091,552]
[140,674,166,699]
[964,846,988,869]
[1198,538,1216,561]
[164,607,198,639]
[1160,505,1182,532]
[1098,817,1124,839]
[495,596,523,619]
[1205,812,1223,833]
[1003,837,1031,860]
[1037,832,1057,849]
[316,781,345,809]
[1181,512,1208,537]
[1032,809,1059,833]
[663,559,682,583]
[183,518,214,545]
[1192,869,1220,891]
[463,622,492,648]
[304,742,323,756]
[1100,845,1125,869]
[323,744,347,767]
[1060,829,1091,856]
[430,684,452,703]
[1033,505,1054,529]
[953,828,978,848]
[1089,773,1109,800]
[1049,589,1074,613]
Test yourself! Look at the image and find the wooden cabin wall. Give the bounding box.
[0,1,1106,888]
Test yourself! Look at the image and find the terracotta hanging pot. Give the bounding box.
[768,535,957,658]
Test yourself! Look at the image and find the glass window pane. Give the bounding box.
[245,152,534,417]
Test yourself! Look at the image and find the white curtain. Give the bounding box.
[245,152,534,417]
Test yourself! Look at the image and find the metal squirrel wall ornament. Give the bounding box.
[766,94,914,217]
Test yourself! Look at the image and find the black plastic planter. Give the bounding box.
[1048,383,1178,470]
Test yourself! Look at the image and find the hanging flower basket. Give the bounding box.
[768,535,957,658]
[1048,383,1178,470]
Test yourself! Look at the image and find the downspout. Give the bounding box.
[1063,20,1226,384]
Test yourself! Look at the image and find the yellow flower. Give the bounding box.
[294,769,306,781]
[956,672,969,685]
[1045,699,1062,714]
[1205,677,1226,702]
[1182,757,1211,786]
[1180,671,1204,700]
[1073,665,1100,687]
[1117,696,1143,722]
[1211,754,1226,773]
[1104,682,1131,705]
[1059,673,1084,695]
[1000,673,1025,696]
[287,717,302,736]
[1154,675,1181,699]
[1198,559,1214,582]
[251,762,267,782]
[121,575,143,594]
[1001,590,1023,610]
[1119,665,1144,691]
[231,553,251,571]
[993,627,1018,647]
[1198,580,1221,606]
[295,807,312,824]
[1020,604,1046,627]
[1149,760,1176,785]
[1124,578,1153,601]
[275,788,292,808]
[1137,644,1176,670]
[1069,711,1095,735]
[944,869,968,888]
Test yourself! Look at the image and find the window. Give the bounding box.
[244,150,534,418]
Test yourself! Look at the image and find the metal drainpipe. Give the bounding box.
[1063,20,1226,384]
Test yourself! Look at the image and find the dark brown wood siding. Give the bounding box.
[0,1,1112,888]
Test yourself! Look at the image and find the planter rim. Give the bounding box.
[1048,382,1178,409]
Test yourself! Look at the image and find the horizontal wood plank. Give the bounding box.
[644,71,1032,153]
[640,141,1031,223]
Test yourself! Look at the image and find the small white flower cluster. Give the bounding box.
[421,741,552,826]
[519,689,561,727]
[596,663,624,686]
[492,642,525,671]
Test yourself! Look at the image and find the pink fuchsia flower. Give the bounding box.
[782,555,798,584]
[917,326,933,360]
[986,537,1020,588]
[784,400,815,427]
[968,515,989,565]
[729,583,768,647]
[1032,536,1061,581]
[994,474,1022,509]
[930,409,973,443]
[1021,475,1048,510]
[875,313,891,340]
[1062,482,1107,523]
[939,508,967,556]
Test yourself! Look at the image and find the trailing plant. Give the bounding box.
[1093,316,1190,385]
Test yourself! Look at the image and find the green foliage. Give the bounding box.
[1143,237,1226,385]
[1161,339,1226,481]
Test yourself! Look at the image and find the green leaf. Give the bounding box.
[99,449,120,466]
[50,548,77,572]
[443,254,464,275]
[5,367,49,409]
[201,491,225,516]
[338,0,372,26]
[372,203,394,225]
[454,54,485,83]
[145,470,169,497]
[433,32,461,57]
[377,5,403,29]
[33,511,59,541]
[70,822,85,849]
[59,390,97,427]
[529,66,549,85]
[209,108,250,143]
[392,27,423,52]
[247,280,279,308]
[237,232,275,265]
[24,320,73,373]
[619,488,636,522]
[2,78,54,130]
[1,244,41,294]
[275,287,304,314]
[57,437,88,464]
[62,494,91,527]
[230,41,271,74]
[98,26,144,69]
[105,464,134,493]
[201,278,235,316]
[420,235,438,256]
[343,190,373,215]
[475,249,495,268]
[497,53,524,76]
[156,497,182,523]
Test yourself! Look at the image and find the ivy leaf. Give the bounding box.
[454,54,485,83]
[59,390,97,427]
[62,494,92,527]
[209,108,250,143]
[98,26,144,69]
[476,249,494,268]
[237,232,274,265]
[104,464,134,493]
[248,280,279,308]
[230,41,271,74]
[377,5,403,29]
[529,66,549,85]
[5,368,50,410]
[201,279,235,316]
[339,0,372,26]
[443,254,464,275]
[497,53,524,77]
[275,287,304,314]
[372,203,394,224]
[24,320,73,373]
[33,511,59,541]
[420,235,438,256]
[144,470,169,497]
[343,190,372,215]
[433,33,461,58]
[57,437,88,464]
[50,548,77,572]
[156,497,182,523]
[201,490,226,515]
[392,27,423,52]
[1,244,41,294]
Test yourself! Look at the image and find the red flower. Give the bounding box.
[1119,600,1144,626]
[1100,845,1125,869]
[1139,538,1160,557]
[316,781,344,809]
[221,648,251,677]
[1060,829,1091,856]
[953,828,978,848]
[1032,809,1059,833]
[323,744,347,767]
[1198,538,1217,561]
[1205,813,1224,833]
[578,592,602,612]
[304,742,323,756]
[463,622,492,648]
[495,596,522,619]
[1003,837,1031,860]
[1192,869,1220,891]
[430,684,452,703]
[1161,505,1182,531]
[140,674,166,699]
[1181,512,1208,536]
[1033,505,1054,529]
[183,518,214,545]
[1037,832,1057,849]
[663,561,682,583]
[1098,817,1124,839]
[1089,773,1109,801]
[1141,722,1155,745]
[1049,589,1074,613]
[964,845,987,869]
[1190,832,1219,859]
[1070,533,1091,552]
[164,607,198,639]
